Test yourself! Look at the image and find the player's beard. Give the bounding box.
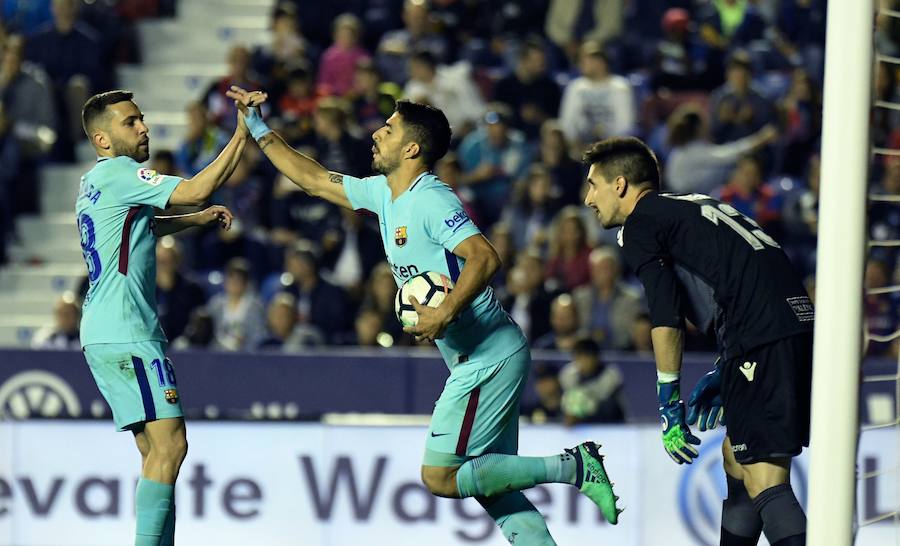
[372,149,400,175]
[111,135,150,163]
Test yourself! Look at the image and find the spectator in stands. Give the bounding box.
[212,146,266,230]
[719,155,784,232]
[487,223,516,299]
[31,292,80,350]
[501,164,559,251]
[545,0,624,63]
[258,291,324,350]
[172,308,216,350]
[150,149,179,178]
[870,157,900,275]
[873,60,899,150]
[534,293,582,351]
[251,3,314,88]
[155,237,207,342]
[360,261,408,344]
[783,155,820,277]
[537,120,583,206]
[776,68,821,176]
[0,34,56,158]
[559,41,635,148]
[697,0,766,52]
[0,102,19,263]
[320,208,385,300]
[651,8,713,92]
[628,312,653,354]
[403,49,485,135]
[545,207,592,292]
[175,101,229,177]
[435,152,480,226]
[349,58,401,136]
[665,104,776,194]
[353,308,386,347]
[502,250,554,342]
[266,241,353,344]
[376,0,449,84]
[772,0,827,82]
[559,337,626,424]
[708,51,775,144]
[317,13,371,97]
[521,363,564,424]
[458,103,530,227]
[269,171,343,251]
[573,246,644,350]
[204,44,263,132]
[493,38,561,139]
[25,0,104,161]
[311,97,370,176]
[207,258,266,351]
[273,61,319,145]
[864,259,900,357]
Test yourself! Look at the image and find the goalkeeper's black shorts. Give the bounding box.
[721,332,813,464]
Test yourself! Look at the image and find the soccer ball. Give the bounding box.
[394,271,454,327]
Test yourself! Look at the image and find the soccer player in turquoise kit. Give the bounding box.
[77,88,261,545]
[228,85,622,545]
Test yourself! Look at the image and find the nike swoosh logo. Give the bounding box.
[430,432,450,437]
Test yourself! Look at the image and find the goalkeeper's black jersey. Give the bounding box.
[620,192,814,359]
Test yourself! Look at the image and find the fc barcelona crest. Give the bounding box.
[395,226,408,246]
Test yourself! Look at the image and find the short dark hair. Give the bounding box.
[394,99,452,168]
[572,336,600,356]
[582,136,660,191]
[82,90,134,137]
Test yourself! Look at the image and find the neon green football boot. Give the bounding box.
[565,441,623,524]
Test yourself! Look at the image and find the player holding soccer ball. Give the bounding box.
[77,89,258,545]
[229,85,622,545]
[582,136,813,546]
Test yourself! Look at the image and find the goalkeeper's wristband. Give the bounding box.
[244,106,272,140]
[657,378,681,407]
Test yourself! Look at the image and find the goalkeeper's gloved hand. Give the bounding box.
[657,379,701,464]
[686,360,725,432]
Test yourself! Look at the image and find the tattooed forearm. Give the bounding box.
[258,134,274,150]
[329,172,343,185]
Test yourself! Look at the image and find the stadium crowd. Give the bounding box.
[4,1,900,386]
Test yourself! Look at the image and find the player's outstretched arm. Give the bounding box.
[155,205,233,236]
[227,85,352,210]
[404,234,501,342]
[168,106,252,206]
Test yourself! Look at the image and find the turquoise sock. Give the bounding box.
[456,452,577,498]
[135,479,174,546]
[160,503,175,546]
[481,492,556,546]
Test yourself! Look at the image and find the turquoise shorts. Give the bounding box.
[423,345,530,467]
[83,341,183,431]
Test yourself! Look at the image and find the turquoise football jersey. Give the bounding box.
[343,172,528,371]
[76,156,182,346]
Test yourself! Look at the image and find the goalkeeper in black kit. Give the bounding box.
[581,136,813,546]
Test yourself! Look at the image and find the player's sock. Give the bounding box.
[479,492,556,546]
[135,478,174,546]
[160,503,175,546]
[455,452,576,498]
[720,475,762,545]
[752,484,806,546]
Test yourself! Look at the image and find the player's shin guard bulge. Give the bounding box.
[568,441,623,525]
[720,475,762,546]
[481,492,557,546]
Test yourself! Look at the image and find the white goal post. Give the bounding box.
[807,1,875,545]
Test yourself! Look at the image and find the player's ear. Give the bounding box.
[615,175,628,197]
[91,129,111,151]
[404,141,421,161]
